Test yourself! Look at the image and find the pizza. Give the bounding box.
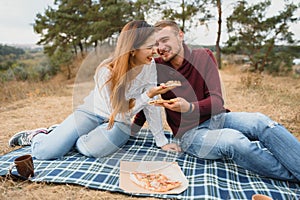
[148,98,178,105]
[161,80,181,87]
[129,171,181,192]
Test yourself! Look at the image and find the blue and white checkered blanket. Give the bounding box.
[1,130,299,199]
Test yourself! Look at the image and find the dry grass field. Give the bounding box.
[0,64,299,200]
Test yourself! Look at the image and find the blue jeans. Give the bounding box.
[180,112,300,182]
[31,109,130,159]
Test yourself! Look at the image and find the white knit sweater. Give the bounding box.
[79,61,168,147]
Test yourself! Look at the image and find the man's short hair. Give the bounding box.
[154,20,181,33]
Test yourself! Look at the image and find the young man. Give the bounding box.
[132,20,300,182]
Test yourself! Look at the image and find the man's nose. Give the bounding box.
[156,42,164,51]
[156,41,162,49]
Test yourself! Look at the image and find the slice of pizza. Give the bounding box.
[161,80,181,87]
[148,98,178,105]
[130,172,181,192]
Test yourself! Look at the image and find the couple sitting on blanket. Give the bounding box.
[8,20,300,183]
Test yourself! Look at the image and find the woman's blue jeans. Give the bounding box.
[180,112,300,182]
[31,109,130,159]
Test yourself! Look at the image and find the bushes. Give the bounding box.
[0,61,59,82]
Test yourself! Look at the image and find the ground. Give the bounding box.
[0,65,299,200]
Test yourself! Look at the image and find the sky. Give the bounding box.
[0,0,299,46]
[0,0,54,45]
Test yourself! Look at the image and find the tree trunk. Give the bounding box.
[73,43,77,55]
[67,65,72,80]
[181,0,186,32]
[79,42,84,58]
[215,0,222,69]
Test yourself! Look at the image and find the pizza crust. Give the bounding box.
[162,80,182,87]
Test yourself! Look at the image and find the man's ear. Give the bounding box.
[178,30,184,41]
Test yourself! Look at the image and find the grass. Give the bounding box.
[0,63,299,199]
[0,80,71,105]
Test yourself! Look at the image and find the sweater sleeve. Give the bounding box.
[129,61,157,115]
[190,49,225,116]
[143,105,168,147]
[130,62,168,147]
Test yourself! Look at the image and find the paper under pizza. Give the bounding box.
[129,172,181,192]
[148,98,178,105]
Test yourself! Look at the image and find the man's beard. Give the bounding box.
[161,44,182,62]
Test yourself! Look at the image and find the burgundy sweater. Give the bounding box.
[132,44,228,137]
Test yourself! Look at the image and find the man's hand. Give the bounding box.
[160,97,193,113]
[161,143,182,152]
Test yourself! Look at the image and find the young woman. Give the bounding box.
[8,20,177,159]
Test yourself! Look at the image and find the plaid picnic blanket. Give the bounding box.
[0,129,299,199]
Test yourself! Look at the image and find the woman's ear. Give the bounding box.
[130,50,135,57]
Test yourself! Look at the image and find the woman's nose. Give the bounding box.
[151,47,157,54]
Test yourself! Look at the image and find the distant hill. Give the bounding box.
[0,43,43,51]
[0,44,25,56]
[188,44,216,51]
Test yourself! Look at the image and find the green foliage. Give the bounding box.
[224,0,299,74]
[133,0,158,20]
[49,47,73,70]
[266,51,294,75]
[160,0,211,32]
[48,46,74,79]
[0,44,57,82]
[32,62,57,81]
[33,0,141,57]
[0,44,25,56]
[0,45,25,71]
[0,61,57,82]
[12,64,29,81]
[33,0,175,74]
[33,0,213,56]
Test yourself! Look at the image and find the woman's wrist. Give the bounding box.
[147,88,157,98]
[147,90,155,98]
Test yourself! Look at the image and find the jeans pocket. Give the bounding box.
[208,113,226,129]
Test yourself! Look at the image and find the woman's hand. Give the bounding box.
[161,143,182,152]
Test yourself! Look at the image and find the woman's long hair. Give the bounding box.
[98,20,154,128]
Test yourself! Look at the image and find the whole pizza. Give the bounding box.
[130,171,181,192]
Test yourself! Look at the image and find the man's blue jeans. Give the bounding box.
[180,112,300,182]
[31,109,130,159]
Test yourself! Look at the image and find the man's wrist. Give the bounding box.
[185,102,194,114]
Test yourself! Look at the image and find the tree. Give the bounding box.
[131,0,160,20]
[34,0,95,56]
[87,0,136,47]
[34,0,155,53]
[225,0,299,74]
[160,0,211,33]
[33,0,160,79]
[213,0,222,69]
[49,46,74,79]
[158,0,225,69]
